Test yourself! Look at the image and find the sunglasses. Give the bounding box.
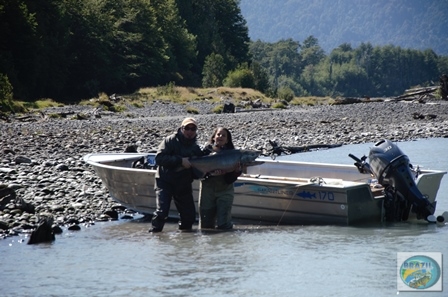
[183,126,197,132]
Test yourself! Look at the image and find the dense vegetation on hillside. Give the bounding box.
[250,37,448,98]
[0,0,249,102]
[240,0,448,56]
[1,0,447,109]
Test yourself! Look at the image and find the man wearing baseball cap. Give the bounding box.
[149,117,203,232]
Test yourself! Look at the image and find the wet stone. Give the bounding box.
[1,100,448,240]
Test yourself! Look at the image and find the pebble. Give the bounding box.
[1,100,448,239]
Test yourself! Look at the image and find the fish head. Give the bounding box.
[239,150,262,165]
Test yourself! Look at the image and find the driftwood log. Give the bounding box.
[1,107,106,122]
[262,140,343,159]
[389,83,448,103]
[393,86,439,101]
[332,97,384,105]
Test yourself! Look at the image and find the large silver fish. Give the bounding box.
[189,149,263,178]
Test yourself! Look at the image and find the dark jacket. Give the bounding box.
[155,129,203,185]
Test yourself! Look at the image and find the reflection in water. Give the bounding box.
[1,218,447,297]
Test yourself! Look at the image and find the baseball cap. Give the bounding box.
[181,117,197,127]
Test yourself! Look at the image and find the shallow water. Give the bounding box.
[1,138,447,297]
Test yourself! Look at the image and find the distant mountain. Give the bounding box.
[240,0,448,55]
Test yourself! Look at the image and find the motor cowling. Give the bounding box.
[370,140,435,221]
[368,139,410,184]
[350,139,436,222]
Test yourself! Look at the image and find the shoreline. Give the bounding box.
[1,101,448,240]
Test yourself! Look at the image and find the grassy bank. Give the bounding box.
[1,85,334,115]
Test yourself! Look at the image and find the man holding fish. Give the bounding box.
[148,117,203,233]
[149,118,262,233]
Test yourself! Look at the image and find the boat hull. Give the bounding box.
[83,153,446,226]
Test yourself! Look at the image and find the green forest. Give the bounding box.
[1,0,448,106]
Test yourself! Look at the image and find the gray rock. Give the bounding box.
[1,100,448,240]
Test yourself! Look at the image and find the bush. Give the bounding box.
[0,74,13,102]
[186,106,199,114]
[272,102,287,109]
[131,101,144,108]
[48,113,62,119]
[0,74,14,112]
[110,104,126,112]
[223,67,255,89]
[24,99,64,109]
[156,82,179,98]
[277,86,295,102]
[212,105,223,113]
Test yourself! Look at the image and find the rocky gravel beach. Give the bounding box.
[1,100,448,241]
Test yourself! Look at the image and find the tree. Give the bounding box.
[329,43,354,65]
[249,39,302,91]
[277,75,307,97]
[250,62,270,93]
[0,0,39,100]
[0,73,13,102]
[0,73,15,112]
[354,42,374,77]
[202,53,226,87]
[176,0,250,83]
[20,0,72,100]
[270,39,302,79]
[57,0,118,99]
[437,56,448,77]
[301,35,325,66]
[115,0,169,90]
[151,0,197,85]
[330,62,369,97]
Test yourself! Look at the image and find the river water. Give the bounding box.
[1,138,447,297]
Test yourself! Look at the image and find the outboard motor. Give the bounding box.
[349,139,436,223]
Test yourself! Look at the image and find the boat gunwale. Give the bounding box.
[83,153,447,181]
